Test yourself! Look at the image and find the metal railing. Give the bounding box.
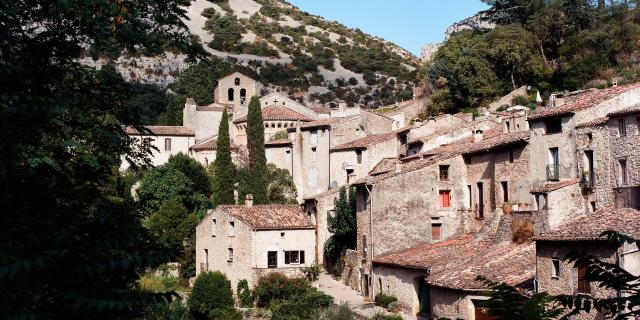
[547,164,559,181]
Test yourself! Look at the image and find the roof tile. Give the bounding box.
[233,105,312,124]
[219,205,314,230]
[124,125,194,136]
[536,208,640,241]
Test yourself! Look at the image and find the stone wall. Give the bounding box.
[182,100,225,140]
[341,249,360,291]
[314,188,340,265]
[373,266,426,315]
[121,134,195,171]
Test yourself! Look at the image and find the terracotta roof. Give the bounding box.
[369,158,397,176]
[218,205,314,231]
[536,208,640,241]
[265,138,292,147]
[233,105,312,124]
[462,131,529,155]
[528,83,640,120]
[530,179,578,193]
[607,104,640,117]
[295,118,341,130]
[190,136,239,151]
[124,125,194,136]
[374,235,535,290]
[575,117,609,129]
[330,131,399,152]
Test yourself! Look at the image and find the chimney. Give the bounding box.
[395,160,402,173]
[245,194,253,208]
[549,94,557,108]
[473,130,484,143]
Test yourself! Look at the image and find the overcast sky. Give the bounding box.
[287,0,488,56]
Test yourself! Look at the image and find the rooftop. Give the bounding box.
[528,83,640,120]
[265,138,293,147]
[369,158,397,176]
[124,125,195,137]
[330,131,399,152]
[607,103,640,117]
[233,105,312,124]
[218,205,314,231]
[196,104,227,112]
[190,136,240,151]
[536,208,640,241]
[575,117,609,129]
[462,131,529,155]
[530,179,578,193]
[374,235,535,290]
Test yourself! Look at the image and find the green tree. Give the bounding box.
[1,0,200,317]
[266,164,298,204]
[324,187,357,266]
[138,166,194,213]
[188,271,234,317]
[166,153,212,196]
[145,199,199,253]
[242,96,269,204]
[212,108,236,207]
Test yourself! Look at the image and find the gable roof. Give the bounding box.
[536,208,640,241]
[528,83,640,120]
[607,103,640,117]
[233,105,312,124]
[369,158,397,176]
[530,179,578,193]
[374,235,535,290]
[462,130,529,155]
[218,205,314,231]
[190,136,240,151]
[265,138,292,147]
[330,131,399,152]
[124,125,194,137]
[575,116,609,129]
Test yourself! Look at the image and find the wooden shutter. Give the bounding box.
[439,190,451,208]
[432,224,441,241]
[300,251,305,264]
[284,251,290,264]
[577,266,590,294]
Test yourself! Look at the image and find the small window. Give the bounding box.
[362,235,367,256]
[544,117,562,134]
[310,130,318,145]
[577,265,590,294]
[228,248,234,262]
[509,149,514,163]
[284,251,305,264]
[212,219,217,237]
[619,159,628,186]
[228,88,234,101]
[439,165,450,181]
[311,147,317,161]
[229,221,235,237]
[590,201,597,212]
[234,77,240,85]
[552,259,561,278]
[164,138,172,152]
[268,251,277,268]
[280,232,285,238]
[618,119,626,136]
[439,190,451,208]
[467,185,473,208]
[587,132,593,142]
[431,219,442,241]
[501,181,509,203]
[346,168,354,184]
[356,149,363,164]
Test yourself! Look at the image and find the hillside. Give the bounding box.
[84,0,420,109]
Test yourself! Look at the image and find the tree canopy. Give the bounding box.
[240,96,269,204]
[212,108,237,207]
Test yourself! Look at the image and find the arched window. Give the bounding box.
[164,138,172,152]
[240,88,247,105]
[228,88,234,101]
[234,77,240,85]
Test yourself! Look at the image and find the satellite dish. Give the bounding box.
[329,181,338,189]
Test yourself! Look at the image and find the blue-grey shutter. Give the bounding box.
[300,251,305,264]
[285,251,290,264]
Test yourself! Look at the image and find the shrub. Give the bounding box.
[270,289,333,320]
[253,273,311,307]
[188,272,234,317]
[207,308,243,320]
[138,273,180,292]
[320,302,354,320]
[371,313,403,320]
[236,279,253,308]
[301,263,322,281]
[374,294,398,308]
[386,301,402,313]
[145,300,192,320]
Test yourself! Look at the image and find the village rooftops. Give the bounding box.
[530,179,578,193]
[330,131,401,152]
[536,208,640,241]
[190,136,240,151]
[123,125,195,137]
[462,130,529,155]
[216,204,314,231]
[374,234,535,290]
[232,105,312,124]
[527,83,640,121]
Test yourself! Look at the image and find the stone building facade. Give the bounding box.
[121,126,196,170]
[213,71,263,110]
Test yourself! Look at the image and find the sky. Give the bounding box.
[287,0,488,56]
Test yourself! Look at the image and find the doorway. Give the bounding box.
[417,278,430,317]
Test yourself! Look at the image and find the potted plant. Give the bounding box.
[502,202,512,215]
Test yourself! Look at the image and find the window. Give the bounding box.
[501,181,509,203]
[509,149,514,163]
[544,117,562,134]
[587,132,593,142]
[346,168,354,184]
[228,248,233,262]
[439,190,451,208]
[228,88,234,101]
[280,232,285,238]
[164,138,172,152]
[203,249,209,272]
[362,235,368,256]
[228,221,235,236]
[310,130,318,145]
[619,159,628,186]
[284,250,305,264]
[234,77,240,85]
[356,149,363,164]
[211,219,216,237]
[431,219,442,241]
[477,182,484,218]
[552,259,561,278]
[591,201,597,212]
[240,88,247,105]
[618,118,626,136]
[547,148,560,181]
[576,265,590,294]
[268,251,277,268]
[505,120,511,133]
[439,165,450,181]
[467,185,473,208]
[311,147,317,161]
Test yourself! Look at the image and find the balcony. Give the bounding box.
[546,164,559,181]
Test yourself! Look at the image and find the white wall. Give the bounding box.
[253,229,316,269]
[121,135,194,170]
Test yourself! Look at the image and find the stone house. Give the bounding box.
[404,120,497,157]
[195,196,315,289]
[121,126,195,170]
[535,208,640,320]
[213,71,263,110]
[265,138,294,174]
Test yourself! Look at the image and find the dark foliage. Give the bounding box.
[237,279,254,308]
[374,294,398,308]
[241,96,269,204]
[324,187,357,267]
[212,108,237,207]
[188,272,234,318]
[166,153,213,196]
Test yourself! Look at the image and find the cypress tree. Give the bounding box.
[212,108,236,207]
[244,96,269,204]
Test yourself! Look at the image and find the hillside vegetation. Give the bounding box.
[421,0,640,114]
